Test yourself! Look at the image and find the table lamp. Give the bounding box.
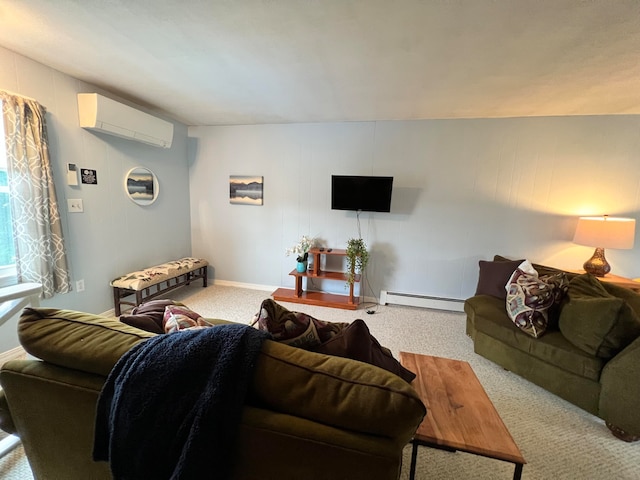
[573,215,636,277]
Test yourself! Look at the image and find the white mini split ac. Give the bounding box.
[77,93,173,148]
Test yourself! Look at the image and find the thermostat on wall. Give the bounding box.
[66,163,79,186]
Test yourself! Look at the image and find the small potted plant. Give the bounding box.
[346,237,369,285]
[286,235,315,272]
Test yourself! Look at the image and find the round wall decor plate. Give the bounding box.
[125,167,159,206]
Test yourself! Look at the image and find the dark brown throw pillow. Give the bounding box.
[475,259,524,299]
[312,319,416,383]
[119,314,164,334]
[119,299,183,334]
[493,255,570,278]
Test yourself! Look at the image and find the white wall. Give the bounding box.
[188,116,640,301]
[0,46,191,351]
[3,45,638,349]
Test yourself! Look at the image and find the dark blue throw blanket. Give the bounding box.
[93,324,270,480]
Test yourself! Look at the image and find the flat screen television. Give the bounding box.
[331,175,394,212]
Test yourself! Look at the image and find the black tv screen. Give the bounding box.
[331,175,394,212]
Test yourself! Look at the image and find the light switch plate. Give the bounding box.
[67,199,84,213]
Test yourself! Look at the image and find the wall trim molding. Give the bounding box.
[102,281,461,318]
[379,290,465,312]
[213,279,277,292]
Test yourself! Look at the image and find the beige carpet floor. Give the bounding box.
[1,283,639,479]
[0,432,30,480]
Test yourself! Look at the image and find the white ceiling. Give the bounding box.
[1,0,640,126]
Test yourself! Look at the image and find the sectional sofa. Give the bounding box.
[0,307,425,479]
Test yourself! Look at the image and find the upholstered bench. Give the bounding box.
[110,257,208,315]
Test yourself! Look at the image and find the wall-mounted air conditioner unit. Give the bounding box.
[77,93,173,148]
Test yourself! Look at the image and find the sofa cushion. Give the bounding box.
[16,307,425,449]
[559,274,640,358]
[311,319,416,383]
[466,295,605,381]
[475,259,523,299]
[601,281,640,318]
[249,340,426,442]
[18,307,156,376]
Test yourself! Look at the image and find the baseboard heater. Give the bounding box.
[379,290,465,312]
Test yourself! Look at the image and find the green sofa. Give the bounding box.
[465,258,640,442]
[0,307,426,479]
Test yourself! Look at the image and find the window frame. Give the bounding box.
[0,100,17,288]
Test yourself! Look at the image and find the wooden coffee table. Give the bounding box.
[399,352,526,480]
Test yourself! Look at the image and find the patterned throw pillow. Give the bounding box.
[163,305,207,333]
[252,299,347,349]
[542,271,570,329]
[506,260,567,338]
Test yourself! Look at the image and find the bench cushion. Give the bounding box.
[110,258,208,291]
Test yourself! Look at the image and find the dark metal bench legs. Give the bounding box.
[112,266,208,316]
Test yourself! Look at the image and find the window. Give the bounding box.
[0,101,17,287]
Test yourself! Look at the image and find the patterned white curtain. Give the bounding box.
[1,92,71,298]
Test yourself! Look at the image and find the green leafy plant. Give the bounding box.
[346,238,369,285]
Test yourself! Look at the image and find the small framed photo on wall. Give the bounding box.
[125,167,159,206]
[229,176,263,205]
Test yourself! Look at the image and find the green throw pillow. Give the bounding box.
[559,274,640,358]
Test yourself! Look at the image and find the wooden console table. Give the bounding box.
[598,273,640,292]
[272,247,360,310]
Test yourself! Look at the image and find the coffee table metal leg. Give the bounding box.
[408,440,524,480]
[513,462,523,480]
[409,441,418,480]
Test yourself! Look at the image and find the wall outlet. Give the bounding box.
[68,199,84,213]
[76,279,85,292]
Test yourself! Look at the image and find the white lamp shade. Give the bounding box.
[573,216,636,250]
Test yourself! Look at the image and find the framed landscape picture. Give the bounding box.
[229,175,263,205]
[125,167,159,206]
